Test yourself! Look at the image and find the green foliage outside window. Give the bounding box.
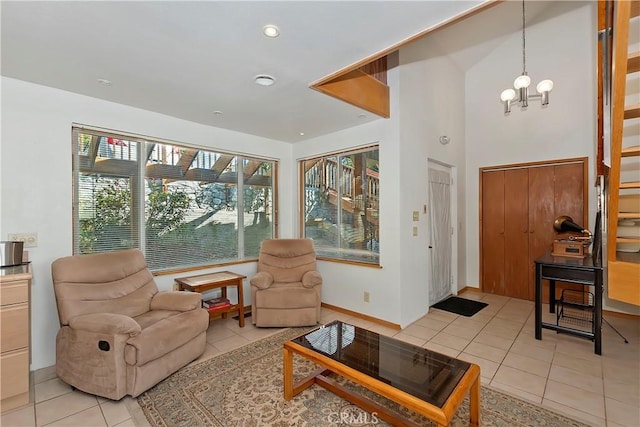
[79,179,191,254]
[146,181,190,236]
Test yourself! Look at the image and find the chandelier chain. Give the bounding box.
[521,0,526,75]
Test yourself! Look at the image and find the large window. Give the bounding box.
[301,146,379,264]
[73,127,276,271]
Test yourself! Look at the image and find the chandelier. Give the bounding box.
[500,0,553,114]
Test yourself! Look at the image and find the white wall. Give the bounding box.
[0,77,294,370]
[464,2,598,288]
[292,86,404,325]
[398,35,468,310]
[292,43,469,328]
[291,1,613,326]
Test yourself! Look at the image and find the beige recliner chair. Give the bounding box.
[251,238,322,327]
[51,249,209,400]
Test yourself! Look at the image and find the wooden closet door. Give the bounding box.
[528,165,556,301]
[526,162,585,301]
[554,163,586,229]
[481,170,505,295]
[481,158,586,301]
[504,168,530,299]
[549,162,586,299]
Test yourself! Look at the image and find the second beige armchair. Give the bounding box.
[251,238,322,327]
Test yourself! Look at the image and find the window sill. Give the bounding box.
[316,257,382,269]
[152,258,257,276]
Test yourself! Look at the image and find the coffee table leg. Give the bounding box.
[283,347,293,400]
[469,374,480,427]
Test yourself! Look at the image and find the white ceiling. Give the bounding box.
[2,1,573,144]
[1,0,498,143]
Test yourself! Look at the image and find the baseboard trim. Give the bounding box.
[321,302,401,330]
[603,309,640,319]
[457,286,481,294]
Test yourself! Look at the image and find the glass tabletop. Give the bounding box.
[290,320,471,407]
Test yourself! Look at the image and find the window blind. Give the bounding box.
[72,127,277,271]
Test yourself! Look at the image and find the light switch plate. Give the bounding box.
[413,211,419,221]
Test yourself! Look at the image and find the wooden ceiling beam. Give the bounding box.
[243,159,263,181]
[79,158,272,186]
[211,155,234,179]
[312,68,390,118]
[86,135,101,168]
[176,149,199,175]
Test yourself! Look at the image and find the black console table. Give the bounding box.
[534,251,603,355]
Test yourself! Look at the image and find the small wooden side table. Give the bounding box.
[174,271,247,327]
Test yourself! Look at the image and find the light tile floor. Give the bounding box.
[2,290,638,426]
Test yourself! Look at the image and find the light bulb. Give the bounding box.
[500,89,516,102]
[536,79,554,93]
[513,74,531,89]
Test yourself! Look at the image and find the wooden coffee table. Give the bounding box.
[283,321,480,426]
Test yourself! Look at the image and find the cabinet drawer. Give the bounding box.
[0,280,28,305]
[1,303,29,352]
[1,348,29,399]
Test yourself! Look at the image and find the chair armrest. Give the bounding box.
[125,309,209,366]
[68,313,142,337]
[302,270,322,288]
[251,272,274,289]
[150,291,202,311]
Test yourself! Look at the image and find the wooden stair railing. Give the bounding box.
[606,0,640,306]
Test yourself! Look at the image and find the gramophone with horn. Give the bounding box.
[551,215,592,258]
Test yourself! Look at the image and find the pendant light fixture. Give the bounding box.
[500,0,553,114]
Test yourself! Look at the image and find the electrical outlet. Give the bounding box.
[412,211,419,221]
[7,232,38,248]
[364,291,370,303]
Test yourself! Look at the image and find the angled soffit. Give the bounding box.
[310,0,502,118]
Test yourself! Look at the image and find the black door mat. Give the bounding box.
[431,296,488,317]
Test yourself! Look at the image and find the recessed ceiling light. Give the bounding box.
[254,74,276,86]
[213,110,223,115]
[97,78,112,86]
[358,113,367,118]
[299,132,305,136]
[263,25,280,38]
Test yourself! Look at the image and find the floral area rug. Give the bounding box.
[138,327,591,427]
